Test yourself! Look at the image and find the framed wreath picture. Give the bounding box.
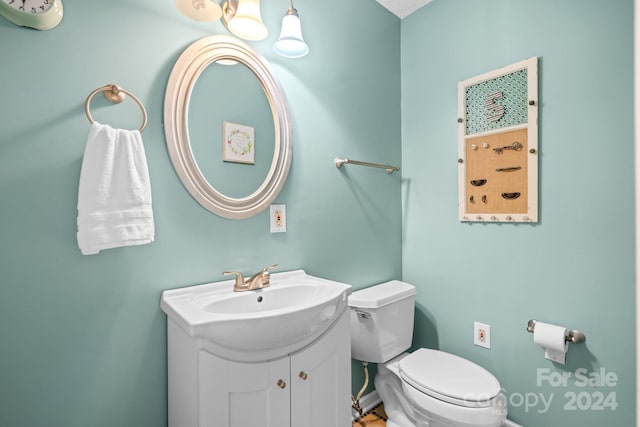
[223,121,255,164]
[457,57,538,223]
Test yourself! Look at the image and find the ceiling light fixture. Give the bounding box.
[273,0,309,58]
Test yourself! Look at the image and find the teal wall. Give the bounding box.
[0,0,400,426]
[1,0,636,426]
[402,0,635,426]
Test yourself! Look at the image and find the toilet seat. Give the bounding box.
[399,348,501,408]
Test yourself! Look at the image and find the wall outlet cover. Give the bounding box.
[270,204,286,233]
[474,322,491,349]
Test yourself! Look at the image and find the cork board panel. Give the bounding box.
[465,128,528,214]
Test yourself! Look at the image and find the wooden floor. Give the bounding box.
[352,403,387,427]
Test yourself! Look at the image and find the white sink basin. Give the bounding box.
[161,270,352,361]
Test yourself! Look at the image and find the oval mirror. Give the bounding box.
[164,35,292,219]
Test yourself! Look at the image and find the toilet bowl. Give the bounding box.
[349,280,507,427]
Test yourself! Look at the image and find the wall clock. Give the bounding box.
[0,0,63,30]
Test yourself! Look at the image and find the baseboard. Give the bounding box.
[350,390,381,421]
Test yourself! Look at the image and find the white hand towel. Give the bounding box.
[77,122,155,255]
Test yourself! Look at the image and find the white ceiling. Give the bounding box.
[375,0,434,18]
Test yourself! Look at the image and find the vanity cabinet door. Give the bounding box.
[290,312,351,427]
[199,350,290,427]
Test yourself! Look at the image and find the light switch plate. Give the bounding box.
[270,204,286,233]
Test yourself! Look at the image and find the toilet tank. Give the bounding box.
[348,280,416,363]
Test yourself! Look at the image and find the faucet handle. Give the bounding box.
[223,271,246,289]
[260,264,278,285]
[262,264,278,274]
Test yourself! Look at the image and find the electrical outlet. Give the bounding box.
[474,322,491,349]
[270,204,286,233]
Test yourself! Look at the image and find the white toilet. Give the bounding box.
[349,280,507,427]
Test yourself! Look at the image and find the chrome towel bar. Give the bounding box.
[335,157,399,174]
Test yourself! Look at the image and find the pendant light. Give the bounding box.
[175,0,222,22]
[274,0,309,58]
[222,0,268,41]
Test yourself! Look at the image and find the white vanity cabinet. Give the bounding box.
[290,311,350,427]
[166,310,351,427]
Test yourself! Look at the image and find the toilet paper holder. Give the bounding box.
[527,319,586,344]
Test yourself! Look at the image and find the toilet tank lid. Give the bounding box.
[348,280,416,309]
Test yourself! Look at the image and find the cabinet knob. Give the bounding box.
[277,379,286,389]
[299,371,308,380]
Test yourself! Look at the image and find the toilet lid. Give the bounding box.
[399,348,501,408]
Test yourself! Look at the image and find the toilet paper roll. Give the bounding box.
[533,321,569,364]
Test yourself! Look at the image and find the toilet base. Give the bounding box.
[374,354,507,427]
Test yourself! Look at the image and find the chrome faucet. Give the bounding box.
[223,264,278,292]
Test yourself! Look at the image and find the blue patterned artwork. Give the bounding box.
[465,69,528,135]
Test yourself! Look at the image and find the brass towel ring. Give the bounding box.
[84,84,148,132]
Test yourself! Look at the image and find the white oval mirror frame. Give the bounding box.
[164,35,292,219]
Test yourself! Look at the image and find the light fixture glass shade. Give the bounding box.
[227,0,268,41]
[274,9,309,58]
[175,0,222,21]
